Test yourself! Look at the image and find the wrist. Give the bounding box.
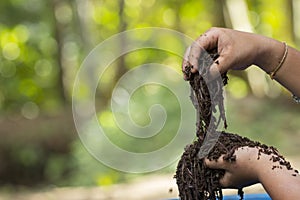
[241,147,272,183]
[254,151,279,184]
[236,147,262,184]
[253,36,285,73]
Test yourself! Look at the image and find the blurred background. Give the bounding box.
[0,0,300,199]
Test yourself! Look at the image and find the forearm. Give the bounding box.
[255,38,300,97]
[257,154,300,199]
[275,46,300,97]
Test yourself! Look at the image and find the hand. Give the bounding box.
[205,146,300,199]
[182,27,269,79]
[204,146,260,189]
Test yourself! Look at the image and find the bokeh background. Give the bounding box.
[0,0,300,199]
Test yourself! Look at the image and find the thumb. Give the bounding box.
[204,156,226,169]
[219,172,235,188]
[201,56,230,83]
[206,54,231,80]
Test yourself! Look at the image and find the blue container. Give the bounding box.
[167,193,271,200]
[222,193,271,200]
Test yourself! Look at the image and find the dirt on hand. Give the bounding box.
[175,50,297,200]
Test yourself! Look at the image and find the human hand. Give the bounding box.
[182,28,268,79]
[204,146,261,189]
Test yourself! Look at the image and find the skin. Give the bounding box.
[182,27,300,97]
[182,27,300,199]
[205,147,300,200]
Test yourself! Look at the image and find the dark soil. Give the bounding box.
[175,50,297,200]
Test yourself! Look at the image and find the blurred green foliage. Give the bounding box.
[0,0,299,188]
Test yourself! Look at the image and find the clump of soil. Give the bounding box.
[175,50,297,200]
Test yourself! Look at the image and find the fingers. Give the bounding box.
[204,156,226,169]
[219,172,235,188]
[204,157,234,188]
[188,30,219,73]
[206,62,223,82]
[210,54,231,74]
[188,42,203,73]
[182,28,229,78]
[194,28,219,52]
[182,46,191,80]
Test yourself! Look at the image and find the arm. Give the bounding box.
[256,39,300,97]
[205,147,300,200]
[183,27,300,97]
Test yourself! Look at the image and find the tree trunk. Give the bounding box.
[51,0,68,104]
